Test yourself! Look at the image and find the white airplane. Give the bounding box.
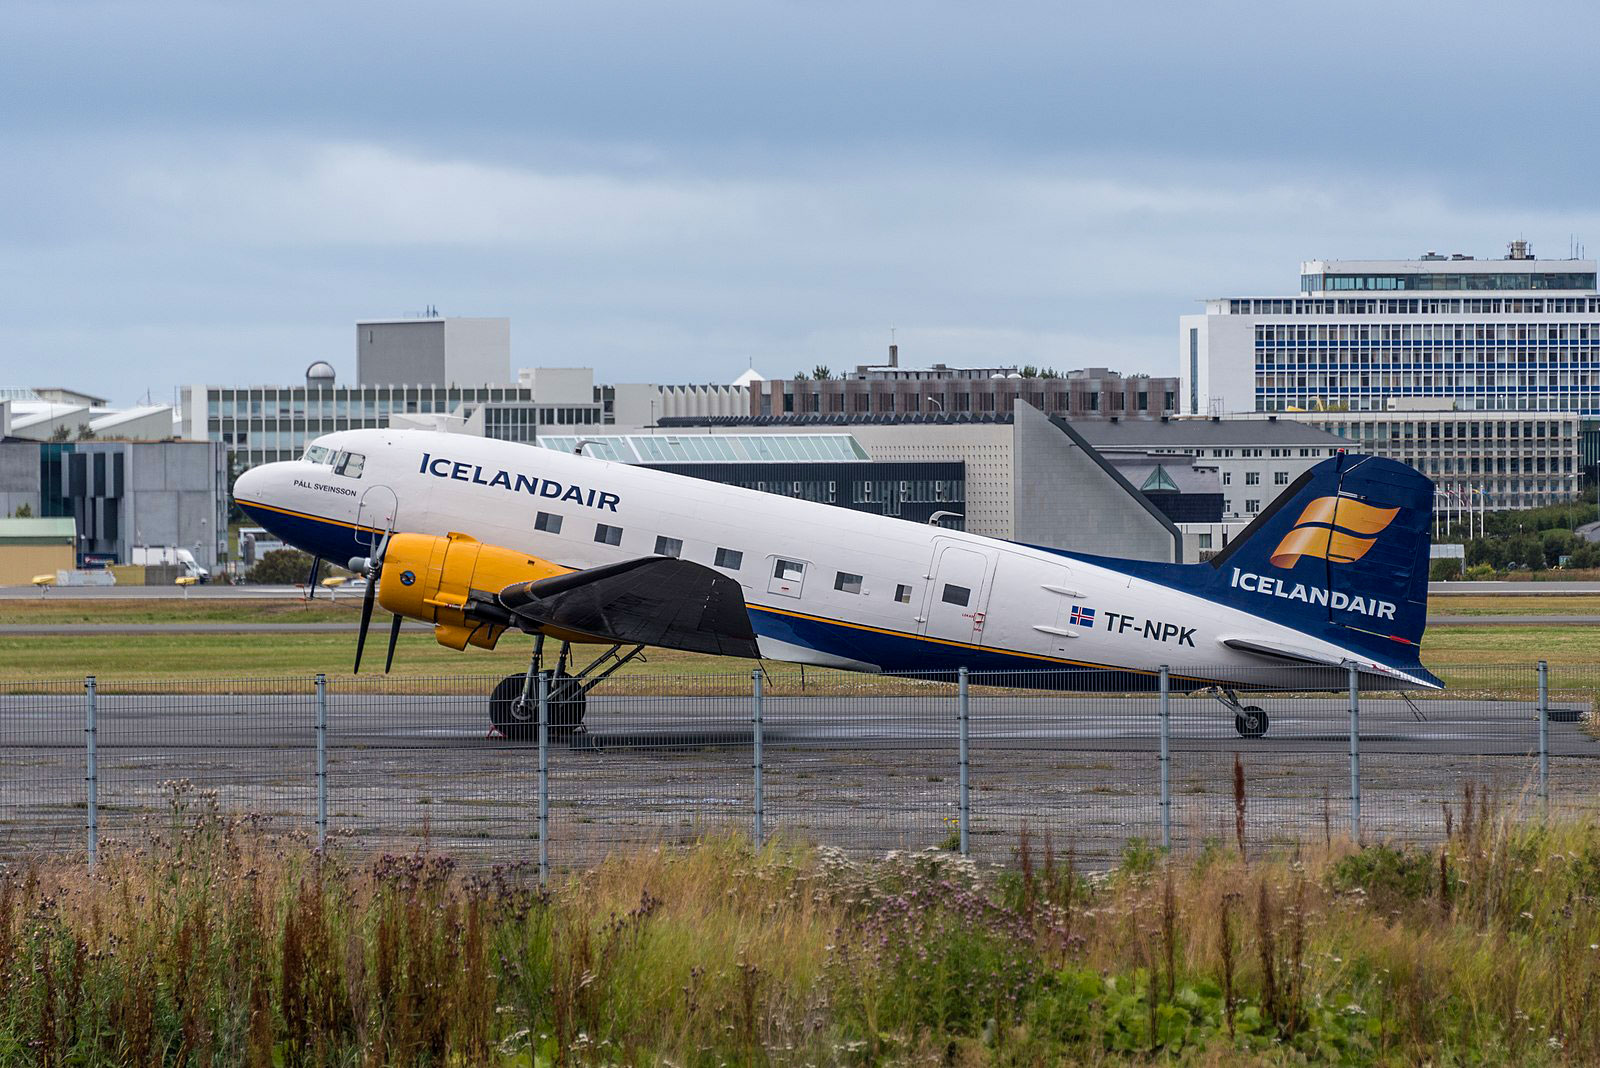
[232,428,1440,738]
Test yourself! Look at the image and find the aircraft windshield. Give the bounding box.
[334,451,366,478]
[303,444,334,465]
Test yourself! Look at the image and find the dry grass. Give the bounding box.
[4,782,1600,1065]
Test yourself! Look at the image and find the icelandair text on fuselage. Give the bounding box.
[1230,568,1396,620]
[419,453,620,512]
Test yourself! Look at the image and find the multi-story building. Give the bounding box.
[0,439,228,569]
[748,353,1176,421]
[1226,407,1583,511]
[1180,244,1599,417]
[357,316,510,387]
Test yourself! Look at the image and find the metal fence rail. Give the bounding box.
[1,663,1596,873]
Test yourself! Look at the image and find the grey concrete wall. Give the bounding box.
[443,318,512,385]
[123,442,225,568]
[1012,402,1178,562]
[358,321,447,385]
[0,443,42,518]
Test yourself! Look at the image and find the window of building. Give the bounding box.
[894,583,913,603]
[1221,471,1232,485]
[941,584,971,606]
[535,511,562,534]
[654,535,682,558]
[1274,471,1290,485]
[714,547,743,570]
[1245,471,1260,485]
[1198,532,1213,549]
[1245,499,1261,514]
[834,571,863,594]
[594,523,623,546]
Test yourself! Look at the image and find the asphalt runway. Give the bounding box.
[3,690,1594,868]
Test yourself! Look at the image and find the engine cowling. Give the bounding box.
[376,531,572,651]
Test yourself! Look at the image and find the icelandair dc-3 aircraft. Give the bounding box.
[233,428,1440,739]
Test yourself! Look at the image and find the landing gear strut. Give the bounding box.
[1211,687,1269,738]
[488,637,646,741]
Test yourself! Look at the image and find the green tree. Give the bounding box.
[1504,533,1546,571]
[49,425,70,441]
[1569,541,1600,569]
[1018,365,1039,378]
[1429,557,1463,581]
[10,502,32,518]
[75,423,96,440]
[792,370,810,380]
[245,548,330,586]
[811,365,834,381]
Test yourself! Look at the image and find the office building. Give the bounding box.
[1073,416,1350,520]
[748,352,1177,421]
[357,316,510,386]
[1180,243,1599,417]
[1226,407,1583,510]
[0,440,228,570]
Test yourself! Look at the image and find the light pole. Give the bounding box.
[927,395,944,413]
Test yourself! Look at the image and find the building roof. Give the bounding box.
[0,517,77,542]
[1072,417,1348,449]
[535,433,869,464]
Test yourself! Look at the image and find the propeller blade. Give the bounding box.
[305,555,322,599]
[384,613,402,673]
[354,576,377,673]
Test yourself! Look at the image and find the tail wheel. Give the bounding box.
[1234,706,1269,739]
[489,672,587,739]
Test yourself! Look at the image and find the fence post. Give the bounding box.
[1537,660,1549,812]
[752,669,765,849]
[315,673,328,847]
[958,666,970,857]
[1347,662,1360,841]
[538,670,550,887]
[85,675,97,869]
[1159,665,1171,852]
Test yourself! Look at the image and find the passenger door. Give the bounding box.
[921,541,996,646]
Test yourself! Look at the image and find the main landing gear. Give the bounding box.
[488,636,646,741]
[1210,687,1270,739]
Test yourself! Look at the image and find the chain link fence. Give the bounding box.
[2,663,1595,873]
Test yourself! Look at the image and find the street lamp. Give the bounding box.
[926,396,944,413]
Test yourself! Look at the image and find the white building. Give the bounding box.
[0,388,178,442]
[1179,244,1599,417]
[357,316,511,387]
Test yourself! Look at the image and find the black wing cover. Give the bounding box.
[497,557,761,658]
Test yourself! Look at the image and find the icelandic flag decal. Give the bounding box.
[1069,605,1096,627]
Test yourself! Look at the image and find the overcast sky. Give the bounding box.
[4,0,1598,405]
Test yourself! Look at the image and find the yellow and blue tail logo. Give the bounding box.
[1268,497,1400,569]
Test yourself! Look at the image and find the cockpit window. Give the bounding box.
[303,444,333,465]
[334,451,365,478]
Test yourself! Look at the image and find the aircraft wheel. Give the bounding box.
[490,674,539,740]
[489,672,587,740]
[1234,706,1269,739]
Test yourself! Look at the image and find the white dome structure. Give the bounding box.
[305,361,336,387]
[731,366,767,388]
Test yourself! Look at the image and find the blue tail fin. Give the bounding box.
[1205,453,1434,662]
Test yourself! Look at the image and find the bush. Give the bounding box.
[245,548,329,585]
[1429,558,1463,581]
[1464,563,1497,580]
[1328,844,1435,912]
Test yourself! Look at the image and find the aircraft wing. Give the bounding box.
[497,556,761,658]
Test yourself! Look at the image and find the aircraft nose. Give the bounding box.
[231,463,275,507]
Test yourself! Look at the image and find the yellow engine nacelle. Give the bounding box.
[377,532,572,652]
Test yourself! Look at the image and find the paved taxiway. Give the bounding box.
[4,691,1593,867]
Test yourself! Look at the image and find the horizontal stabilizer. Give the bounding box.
[498,556,761,658]
[1220,635,1442,689]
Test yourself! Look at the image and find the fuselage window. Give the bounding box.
[654,536,683,558]
[535,511,562,534]
[595,523,623,546]
[714,547,743,570]
[894,583,913,603]
[773,559,805,582]
[941,583,971,607]
[834,571,863,594]
[335,452,365,478]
